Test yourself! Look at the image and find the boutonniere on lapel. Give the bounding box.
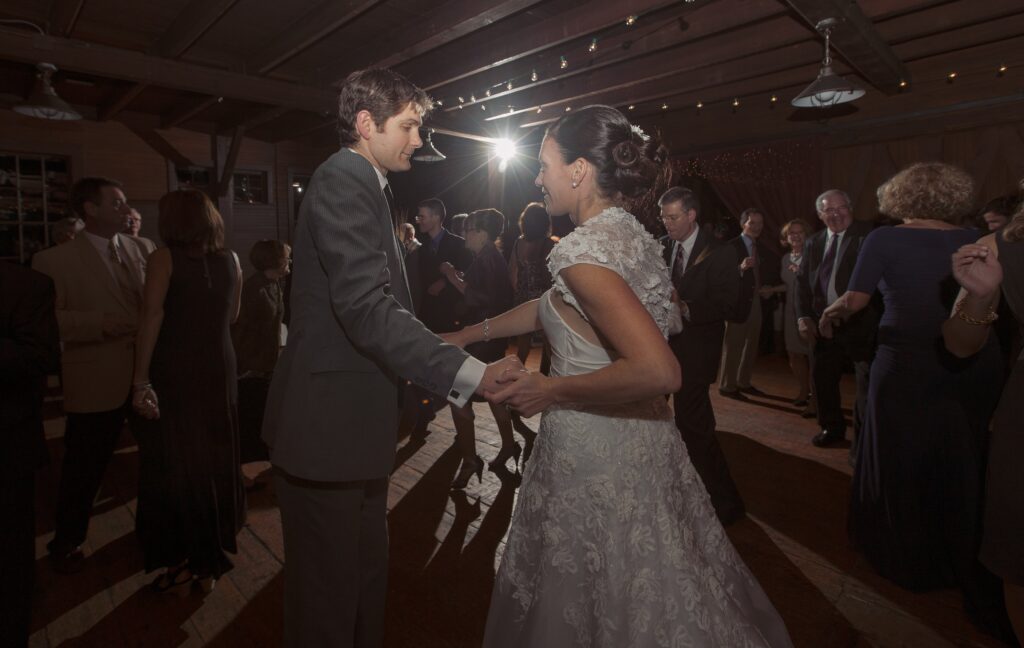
[691,246,712,267]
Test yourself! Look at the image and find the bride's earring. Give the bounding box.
[571,178,579,188]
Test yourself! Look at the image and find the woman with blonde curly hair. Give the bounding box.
[822,162,1013,639]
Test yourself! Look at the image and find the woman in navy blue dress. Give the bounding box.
[821,163,1012,639]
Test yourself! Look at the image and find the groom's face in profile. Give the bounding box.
[364,103,424,173]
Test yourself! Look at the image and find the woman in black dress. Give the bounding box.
[508,203,555,373]
[440,209,517,488]
[132,189,245,594]
[822,163,1012,639]
[944,204,1024,644]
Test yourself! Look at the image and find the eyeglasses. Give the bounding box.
[820,204,850,216]
[660,214,686,223]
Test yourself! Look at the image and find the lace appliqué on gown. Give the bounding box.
[548,206,682,337]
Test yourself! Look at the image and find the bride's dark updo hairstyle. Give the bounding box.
[545,105,668,202]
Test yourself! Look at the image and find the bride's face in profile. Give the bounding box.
[535,136,575,217]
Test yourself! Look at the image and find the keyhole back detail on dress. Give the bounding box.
[547,290,605,349]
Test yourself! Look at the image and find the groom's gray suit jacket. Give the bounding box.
[262,149,468,482]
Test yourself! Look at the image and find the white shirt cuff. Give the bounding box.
[447,356,486,407]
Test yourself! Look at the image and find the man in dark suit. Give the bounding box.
[720,208,779,397]
[0,261,60,648]
[415,197,472,334]
[262,68,519,648]
[795,189,877,448]
[660,188,745,525]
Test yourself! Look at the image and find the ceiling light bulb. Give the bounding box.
[560,56,568,69]
[627,104,635,110]
[696,101,703,109]
[565,106,572,112]
[732,98,740,107]
[531,70,538,82]
[626,15,637,26]
[485,88,491,97]
[661,103,668,110]
[588,38,598,53]
[507,81,513,91]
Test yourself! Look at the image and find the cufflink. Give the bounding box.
[449,390,460,400]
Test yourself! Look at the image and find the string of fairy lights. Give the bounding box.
[430,4,1017,122]
[436,3,698,115]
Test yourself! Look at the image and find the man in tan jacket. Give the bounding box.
[32,177,156,572]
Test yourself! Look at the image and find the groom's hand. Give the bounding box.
[476,355,525,395]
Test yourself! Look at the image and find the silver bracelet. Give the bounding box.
[482,318,491,342]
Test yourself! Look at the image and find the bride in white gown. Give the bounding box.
[445,105,793,647]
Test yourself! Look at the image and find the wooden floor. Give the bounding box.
[28,352,1010,648]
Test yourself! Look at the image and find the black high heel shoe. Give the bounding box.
[451,455,484,490]
[488,442,522,473]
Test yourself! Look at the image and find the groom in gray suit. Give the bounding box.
[262,68,520,647]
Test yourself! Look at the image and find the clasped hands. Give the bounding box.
[477,356,553,418]
[132,383,161,420]
[442,329,553,417]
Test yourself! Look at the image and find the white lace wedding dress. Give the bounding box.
[482,207,793,647]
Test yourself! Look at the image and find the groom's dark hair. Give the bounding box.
[337,68,433,147]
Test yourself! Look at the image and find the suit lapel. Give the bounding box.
[686,230,712,272]
[73,235,133,312]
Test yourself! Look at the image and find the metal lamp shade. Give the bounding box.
[791,66,865,108]
[13,63,82,121]
[412,131,446,162]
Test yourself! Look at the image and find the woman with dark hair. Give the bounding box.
[439,209,518,485]
[943,197,1024,645]
[823,163,1012,639]
[444,106,792,646]
[508,202,555,376]
[132,188,245,595]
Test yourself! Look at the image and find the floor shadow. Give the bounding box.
[719,431,1004,645]
[385,465,519,648]
[56,580,205,647]
[32,533,145,633]
[725,515,862,648]
[205,572,284,647]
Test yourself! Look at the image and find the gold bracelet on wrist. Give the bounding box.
[953,300,998,326]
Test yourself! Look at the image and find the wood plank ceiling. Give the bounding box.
[0,0,1022,154]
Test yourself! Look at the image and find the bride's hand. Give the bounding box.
[487,370,554,417]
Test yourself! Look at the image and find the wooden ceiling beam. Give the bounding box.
[151,0,242,59]
[403,0,696,91]
[442,0,785,114]
[782,0,909,94]
[0,28,336,114]
[97,82,147,121]
[218,105,292,134]
[127,125,196,169]
[246,0,384,75]
[218,126,245,197]
[161,96,223,129]
[328,0,546,84]
[47,0,86,38]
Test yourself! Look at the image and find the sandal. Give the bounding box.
[151,563,193,594]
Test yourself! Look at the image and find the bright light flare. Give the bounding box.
[494,138,516,161]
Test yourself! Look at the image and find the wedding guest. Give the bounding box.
[943,206,1024,644]
[720,208,779,398]
[779,219,814,416]
[977,194,1020,232]
[795,190,876,448]
[232,240,290,468]
[32,177,155,573]
[132,188,245,594]
[50,217,83,245]
[125,208,142,236]
[660,186,745,524]
[508,202,555,375]
[0,261,60,648]
[823,163,1012,638]
[440,208,518,484]
[448,212,468,238]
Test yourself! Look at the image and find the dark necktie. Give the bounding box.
[383,184,398,228]
[813,234,838,313]
[672,243,686,285]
